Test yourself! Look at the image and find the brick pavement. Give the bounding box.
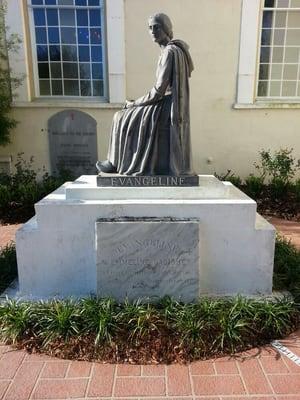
[268,217,300,250]
[0,220,299,399]
[0,224,22,249]
[0,340,299,400]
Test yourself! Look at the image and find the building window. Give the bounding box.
[258,0,300,98]
[28,0,106,98]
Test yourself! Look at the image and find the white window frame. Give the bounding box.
[6,0,125,105]
[27,0,108,100]
[235,0,300,108]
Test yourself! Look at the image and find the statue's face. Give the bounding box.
[148,18,169,45]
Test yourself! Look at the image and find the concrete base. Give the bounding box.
[15,175,276,300]
[1,279,290,303]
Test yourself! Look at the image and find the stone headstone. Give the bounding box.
[48,110,97,177]
[96,217,200,301]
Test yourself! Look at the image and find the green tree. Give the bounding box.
[0,1,23,146]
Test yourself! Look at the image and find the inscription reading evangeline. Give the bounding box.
[97,175,199,187]
[112,176,185,186]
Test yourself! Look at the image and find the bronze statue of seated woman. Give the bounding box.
[96,13,194,176]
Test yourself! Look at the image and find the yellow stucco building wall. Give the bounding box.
[1,0,299,178]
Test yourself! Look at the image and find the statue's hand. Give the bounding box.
[124,100,135,109]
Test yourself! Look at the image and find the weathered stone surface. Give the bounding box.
[15,176,275,299]
[96,218,200,301]
[48,110,97,177]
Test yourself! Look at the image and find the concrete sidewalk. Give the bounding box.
[0,219,299,400]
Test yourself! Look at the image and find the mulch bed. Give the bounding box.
[0,205,35,225]
[255,191,300,222]
[15,334,277,364]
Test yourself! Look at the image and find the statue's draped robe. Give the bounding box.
[107,39,194,176]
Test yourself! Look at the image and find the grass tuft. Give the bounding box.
[0,295,299,363]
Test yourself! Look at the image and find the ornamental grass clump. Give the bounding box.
[120,299,164,344]
[0,295,299,363]
[0,299,32,343]
[79,297,119,345]
[33,299,81,346]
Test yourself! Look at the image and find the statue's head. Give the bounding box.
[148,13,173,45]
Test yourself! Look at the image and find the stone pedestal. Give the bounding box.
[15,175,275,300]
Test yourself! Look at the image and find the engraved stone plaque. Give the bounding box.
[97,174,199,187]
[96,218,200,301]
[48,110,97,178]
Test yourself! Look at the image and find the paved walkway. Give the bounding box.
[0,339,300,400]
[0,220,299,400]
[268,217,300,250]
[0,224,22,248]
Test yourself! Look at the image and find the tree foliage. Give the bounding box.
[0,1,23,146]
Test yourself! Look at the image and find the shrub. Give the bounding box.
[244,175,265,198]
[0,2,23,146]
[273,235,300,302]
[269,177,291,200]
[0,242,17,294]
[254,148,300,200]
[0,154,73,222]
[291,179,300,202]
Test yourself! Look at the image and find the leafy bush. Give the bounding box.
[291,179,300,202]
[273,235,300,302]
[0,154,73,222]
[255,148,300,184]
[254,148,300,200]
[0,242,17,294]
[0,2,23,146]
[269,178,290,200]
[216,148,300,219]
[244,175,265,198]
